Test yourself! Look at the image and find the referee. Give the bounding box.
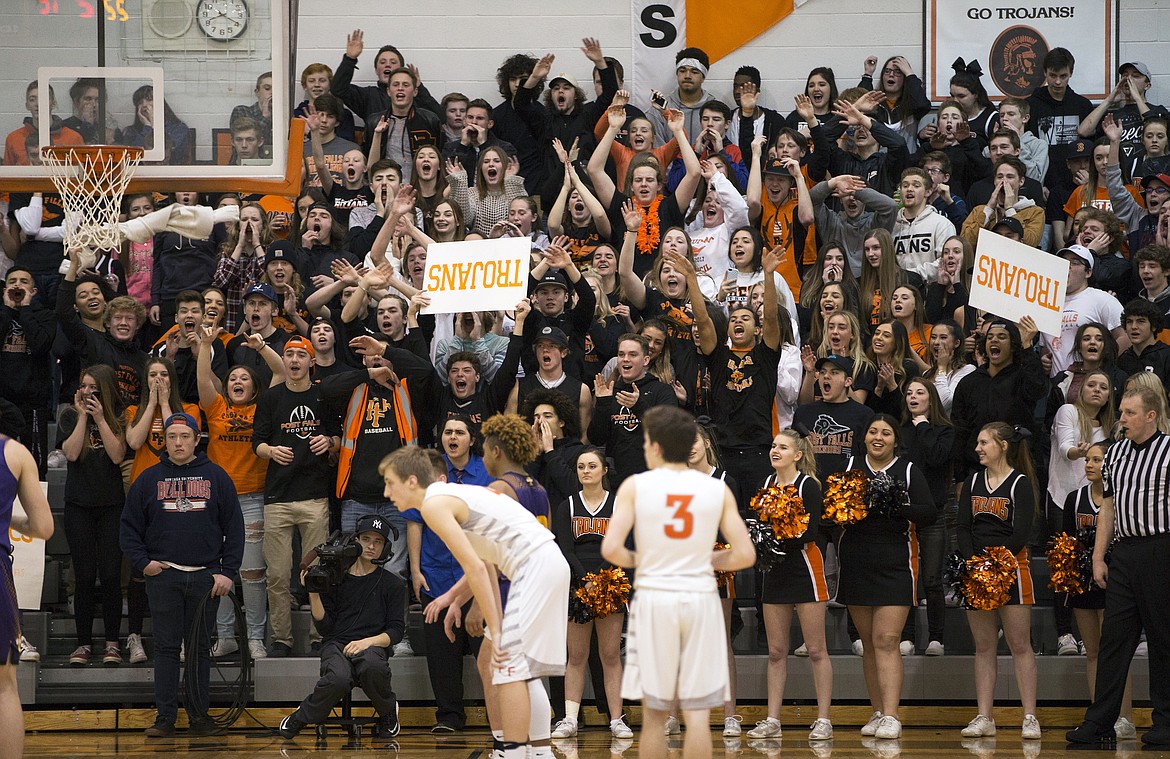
[1067,386,1170,746]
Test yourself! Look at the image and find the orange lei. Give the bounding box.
[635,195,663,256]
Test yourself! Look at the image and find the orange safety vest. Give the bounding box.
[335,379,418,499]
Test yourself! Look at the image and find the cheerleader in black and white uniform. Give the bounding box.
[548,447,630,740]
[1063,441,1136,739]
[747,428,834,741]
[686,425,742,738]
[837,414,936,740]
[956,422,1041,740]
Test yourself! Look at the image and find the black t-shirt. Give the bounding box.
[641,289,695,347]
[252,383,340,503]
[792,399,874,478]
[327,183,375,226]
[605,191,685,279]
[226,328,291,390]
[56,407,126,507]
[318,568,408,646]
[705,342,780,449]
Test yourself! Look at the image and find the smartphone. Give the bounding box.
[650,91,667,110]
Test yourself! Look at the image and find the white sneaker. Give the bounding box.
[794,642,809,656]
[17,636,39,662]
[746,717,782,738]
[179,642,185,663]
[1057,633,1080,656]
[393,637,414,657]
[248,639,268,659]
[899,640,914,656]
[664,715,680,735]
[808,718,833,740]
[1021,714,1041,740]
[852,639,865,656]
[961,714,996,737]
[1136,641,1148,656]
[925,640,945,656]
[860,711,884,736]
[723,716,742,737]
[610,718,633,739]
[211,637,238,658]
[1114,716,1137,740]
[126,633,147,664]
[551,716,578,738]
[875,715,902,739]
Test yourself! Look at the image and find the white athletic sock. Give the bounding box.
[529,680,552,740]
[564,700,580,721]
[503,745,527,759]
[528,746,554,758]
[493,730,505,741]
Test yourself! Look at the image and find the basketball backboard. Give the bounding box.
[0,0,300,193]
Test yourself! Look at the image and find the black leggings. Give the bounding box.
[64,502,124,646]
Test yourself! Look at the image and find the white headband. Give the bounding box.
[676,58,709,77]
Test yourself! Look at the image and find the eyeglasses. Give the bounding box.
[1146,185,1169,196]
[925,167,944,175]
[881,68,904,76]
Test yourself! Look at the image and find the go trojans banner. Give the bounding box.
[969,229,1069,336]
[421,238,531,315]
[630,0,808,112]
[925,0,1117,102]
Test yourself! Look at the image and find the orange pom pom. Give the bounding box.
[1046,532,1086,595]
[963,546,1019,611]
[823,470,869,526]
[750,484,810,540]
[575,568,632,619]
[714,541,735,589]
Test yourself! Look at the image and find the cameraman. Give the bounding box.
[278,515,407,740]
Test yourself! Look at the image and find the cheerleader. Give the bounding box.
[957,422,1041,740]
[747,429,834,741]
[837,414,935,740]
[1062,442,1136,739]
[683,425,742,738]
[549,447,631,740]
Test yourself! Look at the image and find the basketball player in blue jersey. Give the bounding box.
[601,406,755,759]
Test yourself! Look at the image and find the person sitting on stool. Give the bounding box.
[279,514,407,741]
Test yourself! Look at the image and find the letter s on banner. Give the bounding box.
[632,0,685,113]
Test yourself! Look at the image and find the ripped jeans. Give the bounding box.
[216,492,267,641]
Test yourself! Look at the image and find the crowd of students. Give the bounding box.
[1,30,1169,745]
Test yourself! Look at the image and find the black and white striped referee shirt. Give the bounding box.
[1103,431,1170,538]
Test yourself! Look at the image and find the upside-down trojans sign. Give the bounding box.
[925,0,1117,102]
[630,0,809,113]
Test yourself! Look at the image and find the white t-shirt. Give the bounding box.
[424,482,553,579]
[1043,286,1123,375]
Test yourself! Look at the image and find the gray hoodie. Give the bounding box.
[810,182,899,276]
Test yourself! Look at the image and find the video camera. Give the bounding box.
[303,531,361,594]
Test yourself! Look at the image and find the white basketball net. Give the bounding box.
[40,147,143,253]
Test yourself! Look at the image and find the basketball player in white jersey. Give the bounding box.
[381,446,570,759]
[601,406,755,759]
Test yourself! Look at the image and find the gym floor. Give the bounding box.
[20,729,1164,757]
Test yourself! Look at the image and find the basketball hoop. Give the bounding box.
[40,145,144,252]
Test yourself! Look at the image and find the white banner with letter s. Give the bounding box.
[969,229,1068,336]
[925,0,1116,102]
[421,238,531,316]
[631,0,686,114]
[9,482,47,611]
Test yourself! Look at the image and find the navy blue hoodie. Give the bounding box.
[120,450,244,578]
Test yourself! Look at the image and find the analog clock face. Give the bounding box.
[196,0,249,40]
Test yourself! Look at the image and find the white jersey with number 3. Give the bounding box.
[630,468,728,593]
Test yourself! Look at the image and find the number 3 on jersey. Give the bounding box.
[664,494,694,539]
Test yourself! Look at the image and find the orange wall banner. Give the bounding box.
[630,0,804,112]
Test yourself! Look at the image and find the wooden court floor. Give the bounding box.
[22,729,1170,758]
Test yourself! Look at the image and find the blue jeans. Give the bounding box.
[145,568,214,723]
[340,500,408,577]
[216,492,266,640]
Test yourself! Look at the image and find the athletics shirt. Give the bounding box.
[627,467,728,593]
[792,400,874,477]
[705,342,780,449]
[425,482,554,579]
[957,469,1034,557]
[552,490,616,579]
[201,395,266,496]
